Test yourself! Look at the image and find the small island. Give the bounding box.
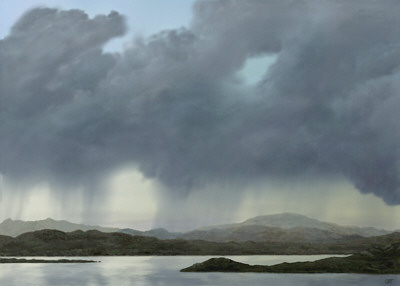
[181,243,400,274]
[0,258,98,263]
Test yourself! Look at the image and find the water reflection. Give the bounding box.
[0,256,398,286]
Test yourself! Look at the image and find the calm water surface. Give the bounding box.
[0,255,398,286]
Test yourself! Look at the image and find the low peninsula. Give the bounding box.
[181,243,400,274]
[0,258,97,263]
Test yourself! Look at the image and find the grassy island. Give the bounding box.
[181,243,400,274]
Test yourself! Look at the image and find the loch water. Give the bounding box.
[0,255,398,286]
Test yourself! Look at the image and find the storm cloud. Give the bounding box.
[1,0,400,205]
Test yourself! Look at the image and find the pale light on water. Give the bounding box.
[0,256,398,286]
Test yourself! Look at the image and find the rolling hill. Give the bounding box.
[178,213,391,242]
[0,213,393,243]
[0,229,399,256]
[0,218,119,237]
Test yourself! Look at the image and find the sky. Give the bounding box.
[1,0,400,232]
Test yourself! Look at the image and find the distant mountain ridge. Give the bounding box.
[0,218,119,237]
[118,228,182,240]
[178,213,392,242]
[0,213,393,242]
[240,213,389,237]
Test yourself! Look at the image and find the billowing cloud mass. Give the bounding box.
[1,0,400,206]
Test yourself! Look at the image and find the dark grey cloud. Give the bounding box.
[1,1,400,205]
